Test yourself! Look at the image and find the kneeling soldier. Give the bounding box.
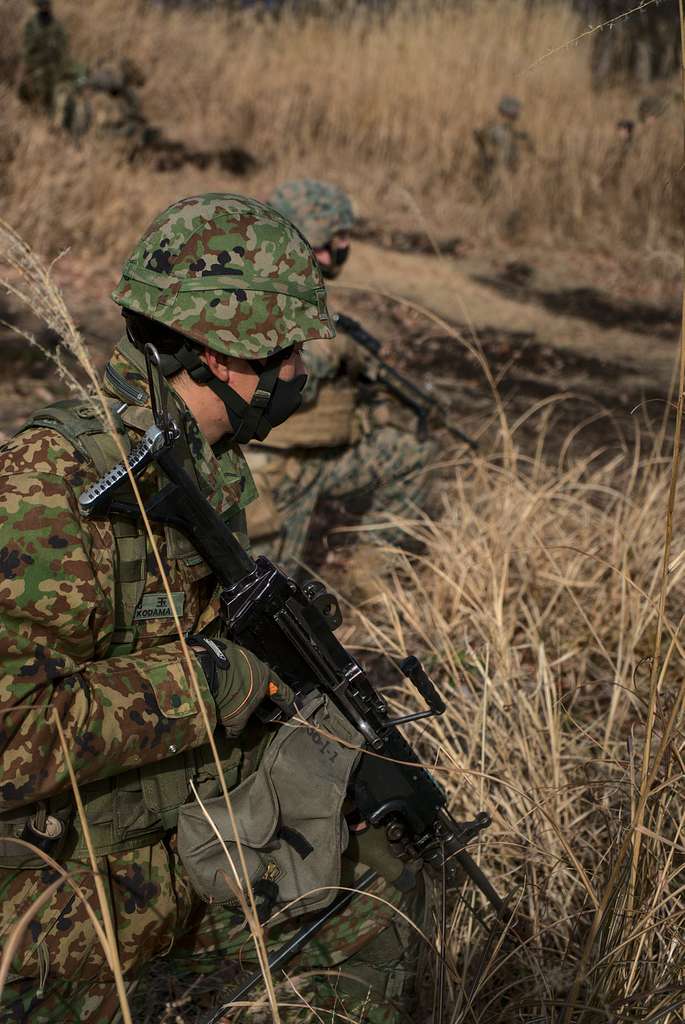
[0,194,427,1024]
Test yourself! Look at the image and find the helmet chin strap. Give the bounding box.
[124,320,298,443]
[163,343,290,444]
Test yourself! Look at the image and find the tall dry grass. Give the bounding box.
[344,404,685,1022]
[0,0,682,288]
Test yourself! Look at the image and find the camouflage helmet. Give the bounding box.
[267,180,355,249]
[112,193,335,360]
[498,96,522,119]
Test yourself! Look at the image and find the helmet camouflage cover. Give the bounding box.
[498,95,522,119]
[267,180,355,249]
[112,193,335,359]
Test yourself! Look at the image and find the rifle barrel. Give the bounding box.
[335,313,478,451]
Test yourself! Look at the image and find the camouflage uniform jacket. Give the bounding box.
[19,15,71,110]
[0,337,259,860]
[473,120,533,175]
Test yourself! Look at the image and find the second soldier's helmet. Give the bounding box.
[112,192,335,359]
[267,180,355,249]
[498,96,522,119]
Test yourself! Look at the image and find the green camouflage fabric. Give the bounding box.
[245,326,441,573]
[0,337,258,812]
[0,337,427,1024]
[18,12,71,113]
[81,59,147,144]
[473,117,534,196]
[268,180,355,248]
[112,194,335,359]
[1,848,427,1023]
[248,422,440,575]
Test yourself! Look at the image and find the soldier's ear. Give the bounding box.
[201,347,231,382]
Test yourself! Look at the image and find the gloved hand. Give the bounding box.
[191,636,295,738]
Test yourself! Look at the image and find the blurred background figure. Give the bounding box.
[473,95,534,197]
[637,93,669,127]
[601,117,635,187]
[17,0,72,116]
[59,56,257,173]
[245,179,442,578]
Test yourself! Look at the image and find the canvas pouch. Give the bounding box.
[177,694,362,918]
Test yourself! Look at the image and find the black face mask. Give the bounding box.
[124,317,307,445]
[37,8,53,23]
[226,371,307,443]
[319,244,349,280]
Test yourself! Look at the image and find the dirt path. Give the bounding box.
[338,241,680,404]
[0,239,679,447]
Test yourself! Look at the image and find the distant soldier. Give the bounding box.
[74,58,257,174]
[473,96,534,197]
[601,118,635,188]
[17,0,71,115]
[244,179,444,576]
[80,57,148,147]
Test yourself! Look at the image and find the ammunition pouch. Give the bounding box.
[177,694,362,918]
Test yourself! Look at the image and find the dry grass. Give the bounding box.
[0,0,682,288]
[345,404,685,1021]
[1,1,684,1019]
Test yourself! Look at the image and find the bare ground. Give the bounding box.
[1,232,679,449]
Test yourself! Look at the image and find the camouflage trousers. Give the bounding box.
[0,842,428,1024]
[246,424,441,575]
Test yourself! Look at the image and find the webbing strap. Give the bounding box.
[21,399,147,655]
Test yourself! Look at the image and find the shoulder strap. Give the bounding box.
[20,399,147,655]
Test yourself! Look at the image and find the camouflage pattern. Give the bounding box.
[112,194,334,359]
[473,106,534,196]
[498,95,522,119]
[0,338,257,816]
[1,847,427,1023]
[79,59,148,145]
[0,337,427,1023]
[245,327,440,574]
[268,180,355,248]
[18,9,71,113]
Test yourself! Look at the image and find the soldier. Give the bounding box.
[244,179,442,576]
[73,58,257,174]
[17,0,72,115]
[601,118,635,188]
[473,96,534,197]
[0,193,427,1024]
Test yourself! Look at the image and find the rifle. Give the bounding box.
[335,312,478,450]
[79,345,506,1014]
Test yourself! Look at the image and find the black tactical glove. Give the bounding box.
[191,636,295,738]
